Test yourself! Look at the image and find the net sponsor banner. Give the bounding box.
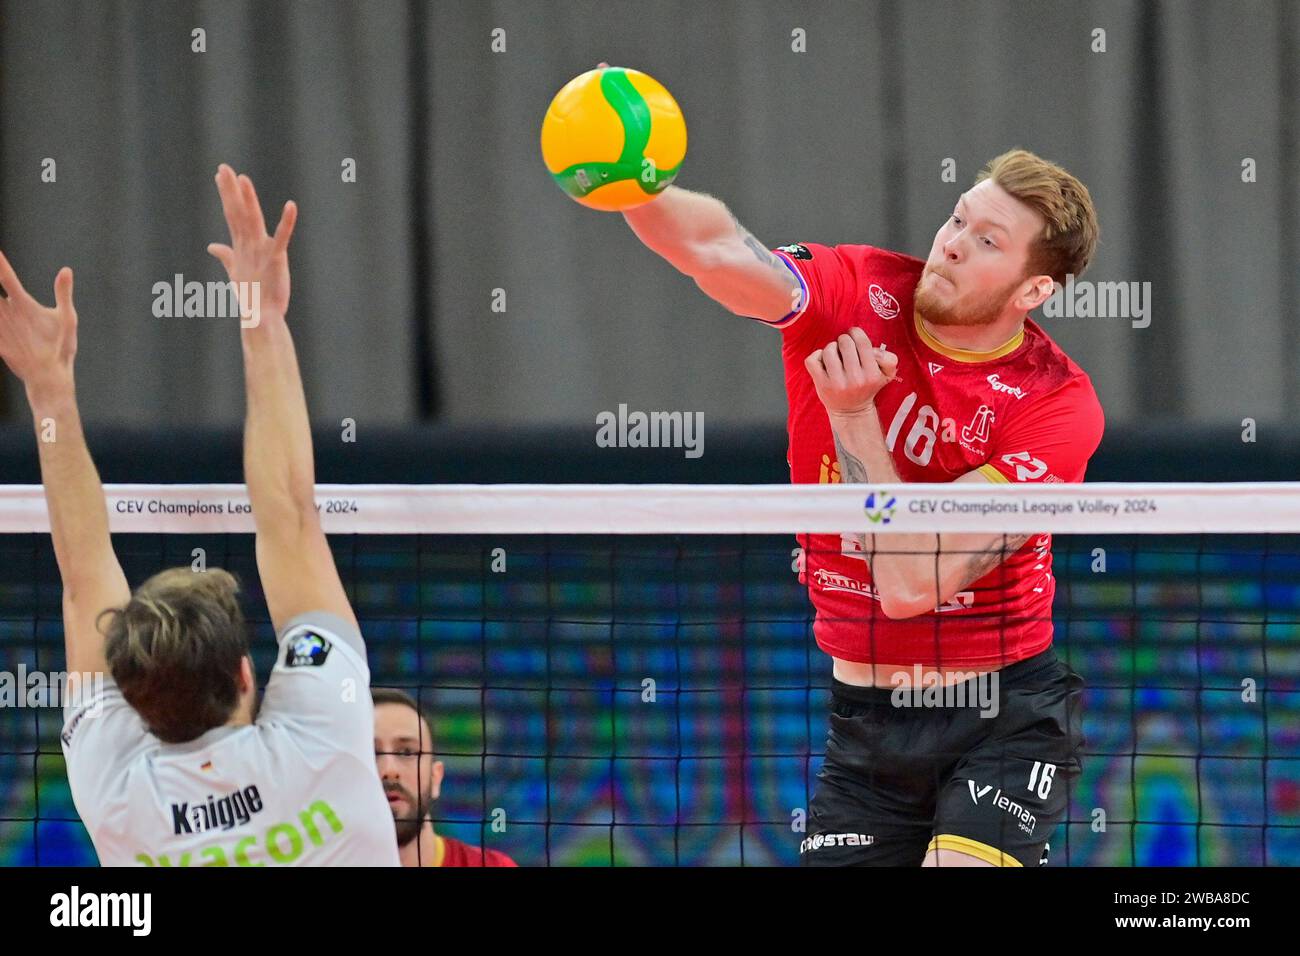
[0,483,1298,534]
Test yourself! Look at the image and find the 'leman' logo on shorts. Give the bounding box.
[800,832,874,853]
[967,779,1037,835]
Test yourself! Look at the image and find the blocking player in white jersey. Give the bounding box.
[0,165,399,866]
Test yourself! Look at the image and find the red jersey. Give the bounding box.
[438,835,517,867]
[766,242,1104,668]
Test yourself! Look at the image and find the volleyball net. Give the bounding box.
[1,482,1297,865]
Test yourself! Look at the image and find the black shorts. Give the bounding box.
[801,647,1084,867]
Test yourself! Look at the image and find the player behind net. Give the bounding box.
[372,688,518,866]
[0,165,398,866]
[618,148,1103,866]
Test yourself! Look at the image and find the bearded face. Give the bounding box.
[385,776,433,847]
[374,701,444,852]
[914,262,1028,329]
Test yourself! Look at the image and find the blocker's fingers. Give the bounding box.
[239,174,267,237]
[272,200,298,255]
[53,267,75,313]
[214,166,247,242]
[207,243,235,273]
[0,249,28,300]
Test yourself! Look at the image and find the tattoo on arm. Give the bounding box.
[832,424,1030,597]
[832,433,869,484]
[832,432,872,564]
[730,213,792,275]
[957,533,1032,590]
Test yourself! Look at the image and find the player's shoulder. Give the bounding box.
[258,612,373,743]
[486,847,519,867]
[777,242,923,277]
[442,835,518,867]
[773,243,924,332]
[1017,318,1101,404]
[275,610,367,669]
[997,320,1105,444]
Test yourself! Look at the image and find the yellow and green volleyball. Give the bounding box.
[541,66,687,211]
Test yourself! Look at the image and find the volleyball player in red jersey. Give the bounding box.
[622,149,1102,866]
[373,689,518,867]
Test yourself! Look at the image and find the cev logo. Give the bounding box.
[864,491,898,524]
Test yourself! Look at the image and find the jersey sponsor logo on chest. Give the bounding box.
[986,373,1028,399]
[960,405,994,447]
[868,283,900,319]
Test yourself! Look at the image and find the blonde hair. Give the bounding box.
[100,567,250,743]
[975,149,1100,283]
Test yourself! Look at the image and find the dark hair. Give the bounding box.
[371,687,435,751]
[101,567,249,744]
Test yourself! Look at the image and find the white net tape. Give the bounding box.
[0,482,1297,534]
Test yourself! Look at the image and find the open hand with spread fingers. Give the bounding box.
[0,250,78,395]
[207,164,298,322]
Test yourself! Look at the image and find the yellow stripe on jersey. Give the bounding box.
[977,463,1011,483]
[915,313,1025,362]
[928,834,1024,866]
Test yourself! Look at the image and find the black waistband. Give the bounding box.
[829,647,1059,708]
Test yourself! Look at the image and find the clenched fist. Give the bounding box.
[804,326,898,415]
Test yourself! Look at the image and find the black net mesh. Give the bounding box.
[1,529,1297,865]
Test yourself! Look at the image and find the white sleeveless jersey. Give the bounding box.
[61,611,400,867]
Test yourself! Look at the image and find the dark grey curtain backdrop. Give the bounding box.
[1,0,1296,428]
